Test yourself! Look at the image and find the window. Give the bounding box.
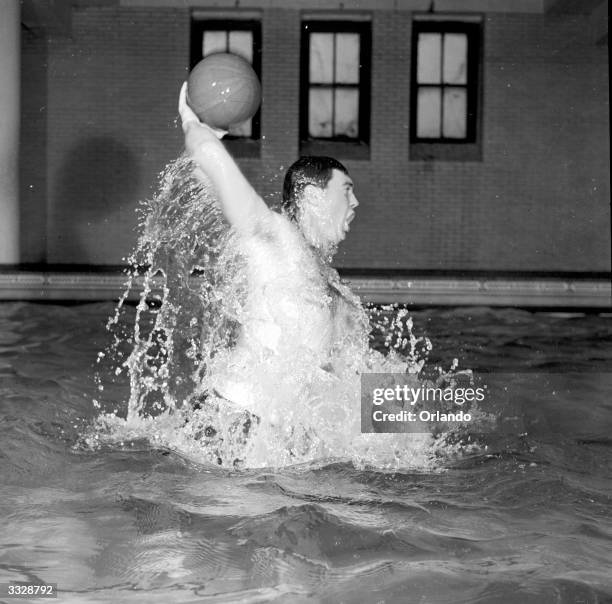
[410,19,482,161]
[190,19,262,156]
[300,21,371,159]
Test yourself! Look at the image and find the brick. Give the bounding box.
[20,6,610,272]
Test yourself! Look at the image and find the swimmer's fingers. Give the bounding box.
[178,82,199,131]
[178,82,228,139]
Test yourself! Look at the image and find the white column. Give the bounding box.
[0,0,21,264]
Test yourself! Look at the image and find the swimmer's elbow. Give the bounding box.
[187,139,269,231]
[223,192,269,233]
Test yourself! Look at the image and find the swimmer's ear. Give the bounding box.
[301,183,325,208]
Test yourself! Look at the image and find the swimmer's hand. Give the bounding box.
[178,81,228,143]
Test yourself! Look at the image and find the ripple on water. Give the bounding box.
[1,300,611,602]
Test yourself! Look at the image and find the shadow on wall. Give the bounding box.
[51,137,141,265]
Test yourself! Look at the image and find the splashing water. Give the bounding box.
[89,156,478,470]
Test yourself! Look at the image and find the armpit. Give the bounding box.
[251,209,282,244]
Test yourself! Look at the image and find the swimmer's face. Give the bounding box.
[302,169,359,248]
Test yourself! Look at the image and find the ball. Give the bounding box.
[187,53,262,129]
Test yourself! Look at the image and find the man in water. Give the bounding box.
[178,84,366,460]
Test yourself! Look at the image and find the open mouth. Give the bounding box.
[343,213,355,233]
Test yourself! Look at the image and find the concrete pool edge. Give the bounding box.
[0,270,610,308]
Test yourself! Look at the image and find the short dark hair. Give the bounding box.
[281,156,349,221]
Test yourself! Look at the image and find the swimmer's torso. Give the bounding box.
[210,211,367,408]
[237,211,336,362]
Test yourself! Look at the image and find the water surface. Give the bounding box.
[1,303,610,603]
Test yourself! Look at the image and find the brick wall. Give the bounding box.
[20,6,610,272]
[41,6,189,264]
[20,30,48,264]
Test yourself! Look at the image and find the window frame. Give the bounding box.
[300,20,372,159]
[410,18,483,161]
[190,18,262,157]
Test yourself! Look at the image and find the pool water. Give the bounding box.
[1,302,611,603]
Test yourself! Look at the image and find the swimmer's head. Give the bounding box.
[282,156,359,252]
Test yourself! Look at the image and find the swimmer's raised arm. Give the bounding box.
[178,82,270,232]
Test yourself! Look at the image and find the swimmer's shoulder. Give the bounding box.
[251,209,296,245]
